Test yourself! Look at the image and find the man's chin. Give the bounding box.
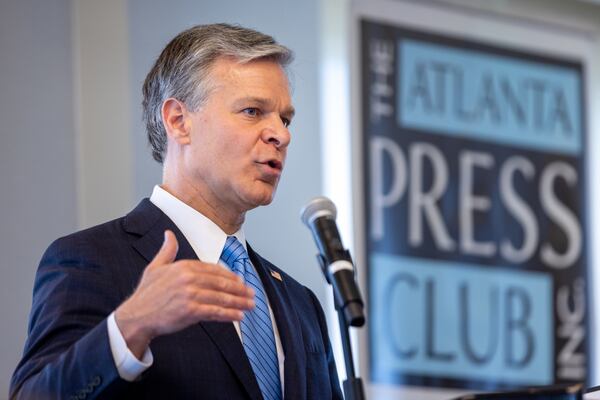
[242,189,276,210]
[254,181,278,205]
[255,193,275,207]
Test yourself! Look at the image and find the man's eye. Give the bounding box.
[281,118,291,128]
[242,108,259,117]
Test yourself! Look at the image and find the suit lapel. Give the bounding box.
[124,199,263,400]
[200,322,263,400]
[249,246,307,400]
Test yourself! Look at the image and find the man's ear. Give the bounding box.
[161,98,191,145]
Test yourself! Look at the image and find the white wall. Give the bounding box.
[72,0,134,228]
[0,0,77,395]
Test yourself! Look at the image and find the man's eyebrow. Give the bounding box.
[233,96,295,118]
[233,96,269,108]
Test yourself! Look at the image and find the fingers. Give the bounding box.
[189,288,255,311]
[174,290,254,323]
[194,305,246,322]
[173,260,255,298]
[149,230,179,268]
[172,262,256,322]
[211,270,255,298]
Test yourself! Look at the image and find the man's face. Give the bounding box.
[181,57,294,214]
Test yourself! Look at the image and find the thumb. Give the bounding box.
[149,230,179,267]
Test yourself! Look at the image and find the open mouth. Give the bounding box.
[266,160,282,170]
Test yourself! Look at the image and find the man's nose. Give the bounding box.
[263,116,291,149]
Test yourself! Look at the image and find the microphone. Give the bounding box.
[301,197,365,327]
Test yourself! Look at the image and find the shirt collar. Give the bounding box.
[149,185,246,264]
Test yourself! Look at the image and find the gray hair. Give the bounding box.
[142,23,294,163]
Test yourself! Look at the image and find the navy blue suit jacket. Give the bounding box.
[10,199,342,399]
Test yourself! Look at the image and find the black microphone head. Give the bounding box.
[300,196,337,227]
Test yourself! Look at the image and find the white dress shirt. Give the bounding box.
[107,185,285,386]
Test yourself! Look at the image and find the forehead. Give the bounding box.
[207,57,292,99]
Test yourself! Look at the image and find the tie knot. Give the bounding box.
[220,236,248,268]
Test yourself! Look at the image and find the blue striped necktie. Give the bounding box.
[220,236,282,400]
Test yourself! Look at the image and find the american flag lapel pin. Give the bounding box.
[270,270,282,281]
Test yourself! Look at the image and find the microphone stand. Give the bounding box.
[318,255,366,400]
[338,313,366,400]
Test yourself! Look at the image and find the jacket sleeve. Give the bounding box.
[305,288,344,400]
[10,237,129,400]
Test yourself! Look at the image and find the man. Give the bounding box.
[10,23,342,400]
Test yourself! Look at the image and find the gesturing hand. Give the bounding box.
[115,230,255,358]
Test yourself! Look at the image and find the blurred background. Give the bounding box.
[2,0,600,398]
